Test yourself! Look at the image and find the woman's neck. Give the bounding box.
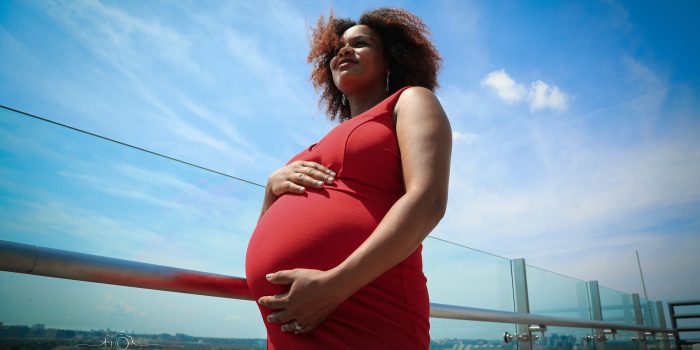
[347,84,388,118]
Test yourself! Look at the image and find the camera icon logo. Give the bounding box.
[105,331,133,349]
[76,330,157,349]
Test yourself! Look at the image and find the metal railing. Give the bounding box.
[668,300,700,349]
[0,239,677,348]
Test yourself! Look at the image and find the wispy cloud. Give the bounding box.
[452,130,480,144]
[437,85,496,121]
[442,128,700,242]
[45,0,207,79]
[222,27,310,114]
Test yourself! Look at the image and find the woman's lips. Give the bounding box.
[335,56,358,70]
[338,61,356,69]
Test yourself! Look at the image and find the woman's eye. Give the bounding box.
[333,39,367,56]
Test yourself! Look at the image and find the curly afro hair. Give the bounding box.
[308,8,441,122]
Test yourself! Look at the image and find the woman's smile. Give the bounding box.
[335,55,359,70]
[338,60,356,70]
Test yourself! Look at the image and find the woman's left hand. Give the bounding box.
[257,269,350,334]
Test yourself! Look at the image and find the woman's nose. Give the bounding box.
[337,44,353,57]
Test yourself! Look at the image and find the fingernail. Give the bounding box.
[327,176,334,183]
[266,273,273,279]
[267,316,273,323]
[316,181,323,187]
[330,171,336,176]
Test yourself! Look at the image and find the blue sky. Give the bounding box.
[1,0,699,339]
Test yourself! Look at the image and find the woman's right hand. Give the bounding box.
[266,161,335,198]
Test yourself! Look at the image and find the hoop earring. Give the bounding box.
[342,94,347,106]
[385,72,391,92]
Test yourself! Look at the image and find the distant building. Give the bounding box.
[46,328,58,338]
[8,325,31,337]
[55,329,76,339]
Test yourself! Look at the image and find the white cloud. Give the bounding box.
[481,69,570,111]
[529,80,569,111]
[480,69,527,103]
[453,130,480,144]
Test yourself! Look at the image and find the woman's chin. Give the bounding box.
[334,75,371,92]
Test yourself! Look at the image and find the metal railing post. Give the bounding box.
[656,301,670,350]
[589,281,607,350]
[633,293,649,350]
[668,303,680,350]
[512,258,534,350]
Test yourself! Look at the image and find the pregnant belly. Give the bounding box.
[245,188,389,299]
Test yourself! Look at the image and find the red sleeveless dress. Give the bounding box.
[245,86,429,349]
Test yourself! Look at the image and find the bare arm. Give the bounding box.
[328,86,451,294]
[260,87,452,332]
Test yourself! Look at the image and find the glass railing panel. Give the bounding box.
[0,107,263,276]
[640,298,657,327]
[526,265,591,320]
[532,326,595,350]
[422,236,515,345]
[423,236,515,311]
[643,301,665,350]
[599,287,637,325]
[0,108,267,339]
[429,320,516,350]
[0,273,267,348]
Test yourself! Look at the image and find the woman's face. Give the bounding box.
[330,25,387,93]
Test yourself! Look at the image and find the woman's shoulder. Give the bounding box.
[402,86,436,97]
[394,86,445,118]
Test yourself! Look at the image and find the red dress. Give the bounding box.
[245,86,429,349]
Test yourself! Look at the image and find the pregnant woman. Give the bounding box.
[245,7,451,349]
